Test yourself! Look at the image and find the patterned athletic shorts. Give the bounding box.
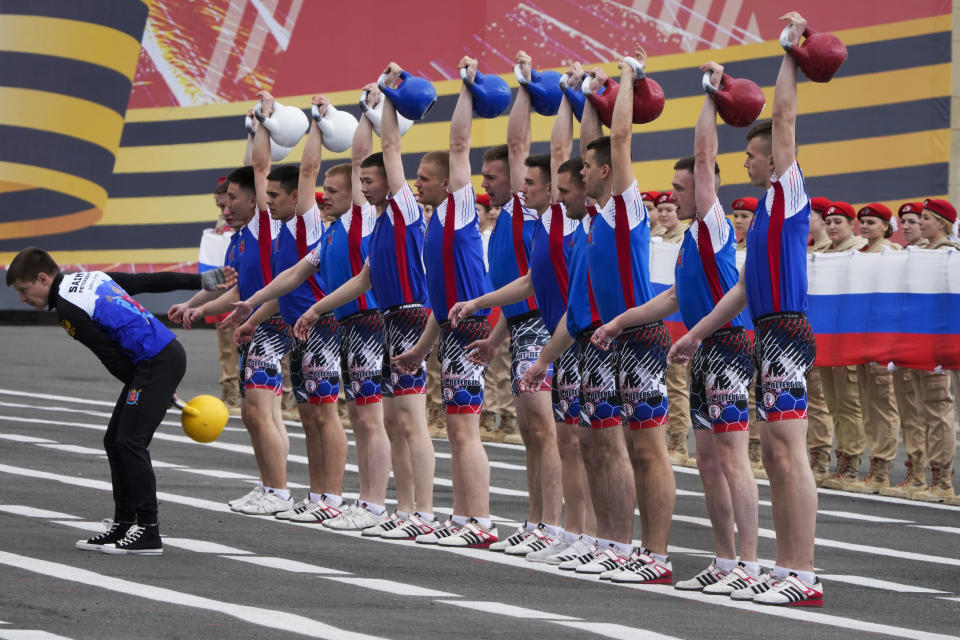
[552,342,581,425]
[577,329,620,429]
[690,326,753,433]
[753,312,816,423]
[240,314,291,398]
[437,316,490,415]
[291,312,341,404]
[382,304,430,398]
[339,310,384,405]
[616,321,671,430]
[508,311,553,396]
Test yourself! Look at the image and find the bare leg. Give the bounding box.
[579,426,635,544]
[241,388,287,489]
[516,390,563,525]
[446,412,490,518]
[627,426,675,555]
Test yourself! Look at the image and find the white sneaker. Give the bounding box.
[753,573,823,607]
[544,538,591,566]
[506,527,557,557]
[228,483,264,508]
[526,539,568,564]
[703,563,761,596]
[675,561,728,591]
[233,491,293,515]
[598,548,637,580]
[576,547,629,576]
[609,551,673,584]
[489,525,530,552]
[382,514,436,540]
[558,541,599,571]
[275,498,311,520]
[323,504,389,531]
[361,512,403,537]
[415,519,461,545]
[730,571,778,601]
[286,499,342,524]
[437,520,499,548]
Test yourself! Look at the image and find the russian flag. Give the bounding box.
[648,241,960,371]
[198,228,232,273]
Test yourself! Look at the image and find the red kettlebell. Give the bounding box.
[780,25,847,83]
[581,57,666,127]
[703,72,765,128]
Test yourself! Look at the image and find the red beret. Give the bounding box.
[655,191,675,206]
[923,198,957,224]
[731,197,758,212]
[857,202,892,222]
[217,176,227,185]
[810,196,831,213]
[475,193,491,207]
[641,190,661,203]
[315,191,325,206]
[898,202,923,217]
[823,201,856,220]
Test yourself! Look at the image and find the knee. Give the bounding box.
[761,438,797,474]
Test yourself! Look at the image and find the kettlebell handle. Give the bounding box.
[244,115,257,135]
[459,66,474,86]
[580,74,595,96]
[702,71,718,95]
[559,73,570,89]
[172,396,200,417]
[254,100,267,123]
[621,56,645,80]
[514,64,529,86]
[779,25,812,50]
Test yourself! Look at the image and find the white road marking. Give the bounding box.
[819,574,949,594]
[0,551,387,640]
[0,389,115,408]
[36,444,105,456]
[0,631,75,639]
[913,526,960,536]
[436,600,581,620]
[163,538,253,554]
[0,434,55,444]
[552,621,682,640]
[816,510,913,524]
[0,505,79,519]
[324,577,460,597]
[224,555,350,575]
[178,469,260,480]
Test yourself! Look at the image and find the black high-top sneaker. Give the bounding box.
[76,520,134,551]
[102,523,163,555]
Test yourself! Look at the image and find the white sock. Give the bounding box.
[792,569,817,585]
[610,541,633,557]
[772,565,791,580]
[265,487,290,500]
[542,523,562,538]
[715,557,738,572]
[741,560,761,575]
[524,520,537,532]
[396,510,411,520]
[562,530,579,545]
[596,537,613,550]
[322,493,343,507]
[472,517,493,530]
[646,549,669,564]
[582,535,598,545]
[359,501,385,515]
[308,492,324,504]
[415,511,436,523]
[451,514,469,527]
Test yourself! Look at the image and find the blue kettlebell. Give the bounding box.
[378,70,437,121]
[461,67,511,119]
[515,65,563,116]
[559,73,585,122]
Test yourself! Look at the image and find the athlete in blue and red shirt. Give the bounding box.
[593,60,760,592]
[669,11,822,607]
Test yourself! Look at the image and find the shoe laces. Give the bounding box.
[117,524,145,545]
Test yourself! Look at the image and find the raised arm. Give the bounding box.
[580,65,604,152]
[773,11,804,176]
[695,61,722,219]
[610,47,647,195]
[507,50,533,193]
[253,91,274,213]
[297,95,326,216]
[550,67,577,203]
[449,56,477,193]
[243,108,256,165]
[351,98,374,205]
[378,63,408,195]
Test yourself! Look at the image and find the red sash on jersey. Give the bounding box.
[256,210,273,286]
[613,195,636,309]
[548,203,569,304]
[512,194,538,310]
[389,199,414,303]
[696,218,730,328]
[348,204,368,311]
[585,206,601,326]
[296,214,325,301]
[442,193,459,312]
[768,182,785,312]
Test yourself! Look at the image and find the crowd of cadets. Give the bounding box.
[166,12,960,608]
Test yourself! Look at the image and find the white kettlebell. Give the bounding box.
[311,103,358,153]
[359,89,413,137]
[254,100,309,148]
[244,115,294,162]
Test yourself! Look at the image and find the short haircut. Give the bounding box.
[266,164,300,193]
[226,165,255,193]
[523,153,551,182]
[673,155,720,178]
[6,247,59,286]
[421,151,449,179]
[325,163,353,185]
[557,157,584,188]
[482,144,509,166]
[746,119,798,154]
[214,177,229,195]
[586,136,612,170]
[360,152,387,179]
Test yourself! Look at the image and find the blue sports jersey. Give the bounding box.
[272,205,328,326]
[307,202,378,320]
[486,192,539,318]
[586,181,654,323]
[368,183,428,310]
[675,199,745,330]
[226,208,280,301]
[57,271,175,364]
[423,184,490,323]
[565,206,602,338]
[745,161,811,320]
[530,203,578,333]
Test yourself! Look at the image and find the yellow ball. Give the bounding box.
[180,394,229,443]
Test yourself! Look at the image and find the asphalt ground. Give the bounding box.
[1,325,958,640]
